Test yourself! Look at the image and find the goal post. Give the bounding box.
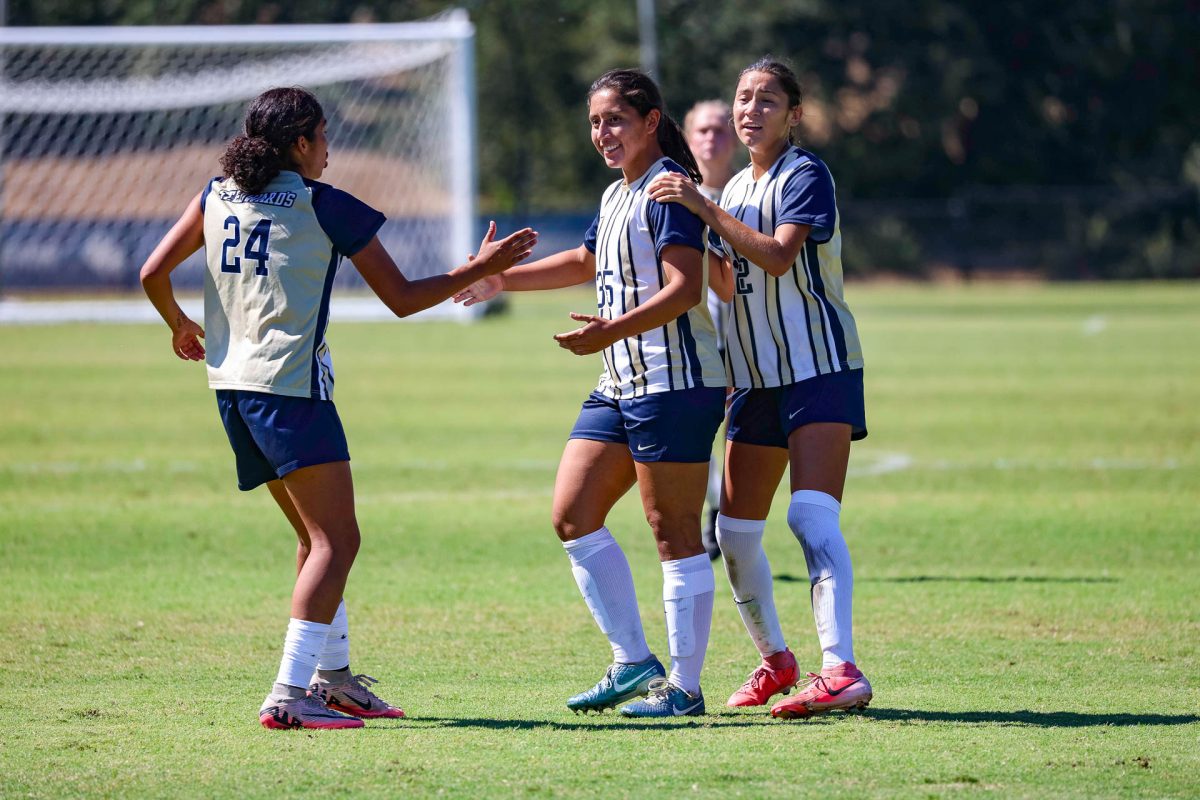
[0,12,480,318]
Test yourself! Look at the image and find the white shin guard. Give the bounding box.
[564,527,651,665]
[662,554,715,695]
[715,514,787,657]
[787,490,856,669]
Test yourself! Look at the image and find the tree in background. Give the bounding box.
[7,0,1198,276]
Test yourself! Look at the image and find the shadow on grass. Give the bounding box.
[864,708,1199,727]
[360,716,770,732]
[775,573,1118,585]
[369,709,1200,732]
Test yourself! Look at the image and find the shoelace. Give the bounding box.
[644,677,675,701]
[346,673,387,705]
[801,672,830,694]
[740,665,771,692]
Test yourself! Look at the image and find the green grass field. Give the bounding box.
[1,282,1197,798]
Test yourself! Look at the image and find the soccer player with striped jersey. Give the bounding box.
[683,99,739,560]
[455,70,725,718]
[649,58,872,719]
[139,87,536,730]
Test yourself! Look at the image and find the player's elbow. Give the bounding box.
[139,261,163,289]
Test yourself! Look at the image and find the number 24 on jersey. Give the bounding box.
[221,216,273,276]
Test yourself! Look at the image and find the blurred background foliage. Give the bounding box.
[8,0,1198,278]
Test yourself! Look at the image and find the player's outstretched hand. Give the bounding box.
[553,312,618,356]
[647,172,706,215]
[453,273,503,306]
[172,316,206,361]
[473,221,538,276]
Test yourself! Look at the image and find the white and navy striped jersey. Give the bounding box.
[200,171,384,400]
[699,183,731,352]
[709,146,864,388]
[583,158,725,399]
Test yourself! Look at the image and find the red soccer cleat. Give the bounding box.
[770,662,872,719]
[726,649,799,707]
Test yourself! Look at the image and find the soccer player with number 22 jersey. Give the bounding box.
[649,58,873,719]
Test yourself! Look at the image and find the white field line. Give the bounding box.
[1082,315,1108,335]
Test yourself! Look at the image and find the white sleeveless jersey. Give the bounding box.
[583,158,725,399]
[200,171,384,399]
[709,146,864,388]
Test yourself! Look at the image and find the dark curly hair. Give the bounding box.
[588,69,702,184]
[219,87,324,194]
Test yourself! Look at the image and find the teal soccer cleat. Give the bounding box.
[619,678,705,718]
[566,657,666,713]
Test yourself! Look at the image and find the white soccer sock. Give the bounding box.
[715,514,787,658]
[563,527,652,665]
[787,490,855,669]
[662,553,715,695]
[316,600,350,672]
[275,617,331,690]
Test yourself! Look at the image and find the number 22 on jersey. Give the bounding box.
[221,216,273,276]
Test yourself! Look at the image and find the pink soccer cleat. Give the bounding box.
[770,662,872,719]
[259,689,364,730]
[312,673,406,719]
[726,649,799,707]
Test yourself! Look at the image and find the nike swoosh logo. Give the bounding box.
[612,668,657,694]
[341,694,374,710]
[674,700,703,716]
[825,678,863,696]
[788,407,807,419]
[636,444,655,451]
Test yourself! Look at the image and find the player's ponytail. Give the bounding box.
[588,69,702,185]
[220,87,324,194]
[739,58,803,145]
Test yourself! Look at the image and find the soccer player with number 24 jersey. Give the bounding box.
[140,87,536,730]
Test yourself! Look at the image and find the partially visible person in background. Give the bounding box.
[683,99,739,560]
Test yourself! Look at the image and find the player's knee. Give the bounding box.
[551,510,587,542]
[644,508,700,540]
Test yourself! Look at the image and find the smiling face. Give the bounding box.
[588,88,662,181]
[733,71,802,157]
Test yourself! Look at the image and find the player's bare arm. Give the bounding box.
[648,172,812,277]
[355,221,537,317]
[708,252,734,303]
[453,244,594,306]
[139,191,206,361]
[554,243,704,356]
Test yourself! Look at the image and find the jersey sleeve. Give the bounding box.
[311,185,386,257]
[583,211,600,253]
[775,161,837,244]
[646,197,705,257]
[199,176,221,214]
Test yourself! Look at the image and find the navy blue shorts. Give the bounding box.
[569,386,726,463]
[216,390,350,491]
[726,369,867,448]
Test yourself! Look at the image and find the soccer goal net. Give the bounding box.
[0,13,478,317]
